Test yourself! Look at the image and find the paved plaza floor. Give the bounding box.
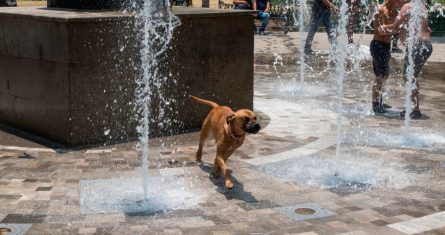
[1,33,445,234]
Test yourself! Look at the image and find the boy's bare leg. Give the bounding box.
[411,80,420,112]
[372,77,386,103]
[372,76,390,113]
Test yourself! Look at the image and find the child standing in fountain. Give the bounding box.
[380,0,432,119]
[370,0,405,114]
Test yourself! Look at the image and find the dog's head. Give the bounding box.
[227,109,261,134]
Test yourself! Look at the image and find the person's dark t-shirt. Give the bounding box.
[235,0,253,9]
[256,0,269,11]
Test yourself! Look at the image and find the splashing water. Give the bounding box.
[334,0,349,160]
[285,0,308,94]
[429,3,445,17]
[257,153,418,191]
[80,176,206,215]
[297,0,307,93]
[135,0,179,200]
[361,0,379,35]
[403,0,424,134]
[345,128,445,149]
[273,52,284,80]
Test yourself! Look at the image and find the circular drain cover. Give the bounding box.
[168,159,178,164]
[0,227,12,235]
[295,208,316,215]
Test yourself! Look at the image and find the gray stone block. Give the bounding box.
[0,7,254,146]
[47,0,143,10]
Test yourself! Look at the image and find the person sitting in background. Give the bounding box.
[233,0,252,9]
[253,0,271,35]
[171,0,193,7]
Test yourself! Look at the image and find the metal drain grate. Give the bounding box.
[294,208,316,215]
[0,224,32,235]
[274,203,336,221]
[0,227,12,235]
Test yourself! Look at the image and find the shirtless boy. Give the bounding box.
[370,0,405,114]
[380,1,432,119]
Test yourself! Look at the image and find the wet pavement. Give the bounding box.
[1,33,445,234]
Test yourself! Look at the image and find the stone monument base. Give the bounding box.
[0,7,254,146]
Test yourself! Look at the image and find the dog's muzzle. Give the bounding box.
[245,121,261,134]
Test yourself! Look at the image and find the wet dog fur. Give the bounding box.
[190,95,261,189]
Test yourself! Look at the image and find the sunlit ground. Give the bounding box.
[17,0,46,7]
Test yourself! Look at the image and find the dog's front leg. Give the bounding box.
[211,158,221,178]
[215,155,233,189]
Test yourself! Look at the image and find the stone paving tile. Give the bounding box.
[1,214,46,223]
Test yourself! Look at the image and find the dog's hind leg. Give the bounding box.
[195,116,211,162]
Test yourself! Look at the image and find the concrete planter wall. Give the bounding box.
[0,7,254,146]
[47,0,143,9]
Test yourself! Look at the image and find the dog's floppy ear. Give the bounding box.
[226,114,235,124]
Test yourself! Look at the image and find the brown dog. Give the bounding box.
[190,95,261,189]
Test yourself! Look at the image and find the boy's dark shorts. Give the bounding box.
[403,40,432,78]
[370,40,391,77]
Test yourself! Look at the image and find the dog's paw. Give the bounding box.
[211,170,220,178]
[225,181,233,189]
[195,152,202,162]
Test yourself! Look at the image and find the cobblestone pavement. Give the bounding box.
[1,34,445,234]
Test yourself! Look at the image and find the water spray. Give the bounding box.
[403,0,423,134]
[136,0,179,200]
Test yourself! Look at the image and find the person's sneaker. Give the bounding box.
[304,49,316,55]
[258,31,270,36]
[391,47,403,53]
[400,110,422,119]
[378,97,392,109]
[372,102,387,114]
[373,106,387,114]
[381,103,392,109]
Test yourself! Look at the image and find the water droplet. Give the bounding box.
[104,129,110,135]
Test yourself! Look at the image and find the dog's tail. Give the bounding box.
[189,95,219,109]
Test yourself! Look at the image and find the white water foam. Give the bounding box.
[345,128,445,149]
[345,44,371,61]
[135,1,179,200]
[277,81,335,97]
[80,176,206,214]
[258,153,417,190]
